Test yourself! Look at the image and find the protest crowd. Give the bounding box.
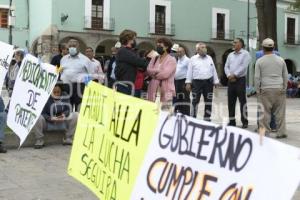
[0,29,289,153]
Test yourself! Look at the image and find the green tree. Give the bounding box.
[293,0,300,8]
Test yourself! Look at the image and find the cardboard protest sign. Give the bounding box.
[131,112,300,200]
[7,54,58,146]
[0,41,14,93]
[68,82,159,200]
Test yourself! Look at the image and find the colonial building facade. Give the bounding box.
[0,0,299,85]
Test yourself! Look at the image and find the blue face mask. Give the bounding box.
[69,47,77,56]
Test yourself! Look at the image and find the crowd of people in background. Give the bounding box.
[0,29,291,153]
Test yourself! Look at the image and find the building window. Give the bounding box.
[212,8,232,40]
[287,17,296,44]
[0,8,8,28]
[92,0,103,30]
[217,13,225,39]
[155,5,166,35]
[149,0,173,35]
[285,13,299,45]
[84,0,113,30]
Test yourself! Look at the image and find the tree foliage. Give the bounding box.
[255,0,277,49]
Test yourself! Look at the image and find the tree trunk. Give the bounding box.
[255,0,278,49]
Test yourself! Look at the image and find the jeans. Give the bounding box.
[0,97,6,142]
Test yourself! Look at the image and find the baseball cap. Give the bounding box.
[262,38,274,48]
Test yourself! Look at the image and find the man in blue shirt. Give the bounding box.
[224,38,251,128]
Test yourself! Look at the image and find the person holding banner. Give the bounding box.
[0,97,7,153]
[147,37,177,110]
[32,85,78,149]
[60,38,93,111]
[6,49,25,97]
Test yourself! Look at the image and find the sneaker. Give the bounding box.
[0,142,7,153]
[62,138,73,145]
[34,139,45,149]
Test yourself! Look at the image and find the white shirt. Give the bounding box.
[110,61,116,80]
[186,54,219,84]
[89,58,105,82]
[175,55,190,80]
[224,49,251,78]
[60,53,93,83]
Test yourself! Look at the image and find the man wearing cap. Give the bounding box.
[255,38,288,138]
[224,38,251,128]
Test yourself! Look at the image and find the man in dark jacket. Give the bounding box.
[32,85,78,149]
[107,43,120,88]
[115,29,150,95]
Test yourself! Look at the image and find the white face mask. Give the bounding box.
[69,47,78,56]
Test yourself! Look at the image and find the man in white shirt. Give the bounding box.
[85,47,105,83]
[174,47,191,115]
[186,43,219,121]
[60,38,93,111]
[224,38,251,128]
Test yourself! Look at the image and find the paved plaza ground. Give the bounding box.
[0,88,299,200]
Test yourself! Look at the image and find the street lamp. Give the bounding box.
[247,0,250,51]
[8,0,14,45]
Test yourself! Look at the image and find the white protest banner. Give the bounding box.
[131,112,300,200]
[7,54,58,146]
[0,41,14,93]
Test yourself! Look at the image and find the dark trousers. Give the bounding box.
[174,79,190,116]
[62,83,85,112]
[116,83,133,96]
[192,78,214,120]
[227,77,248,126]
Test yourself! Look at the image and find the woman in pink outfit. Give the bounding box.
[147,37,177,110]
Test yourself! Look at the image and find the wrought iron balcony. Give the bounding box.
[211,29,235,40]
[84,17,115,31]
[284,34,300,45]
[148,22,175,36]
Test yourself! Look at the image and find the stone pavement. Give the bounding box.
[0,88,299,199]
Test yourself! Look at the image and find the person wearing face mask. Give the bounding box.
[147,37,177,111]
[32,85,78,149]
[114,29,151,95]
[185,43,219,121]
[60,38,93,111]
[174,47,191,115]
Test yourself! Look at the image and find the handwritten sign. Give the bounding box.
[131,112,300,200]
[0,41,14,93]
[68,82,159,200]
[7,54,58,146]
